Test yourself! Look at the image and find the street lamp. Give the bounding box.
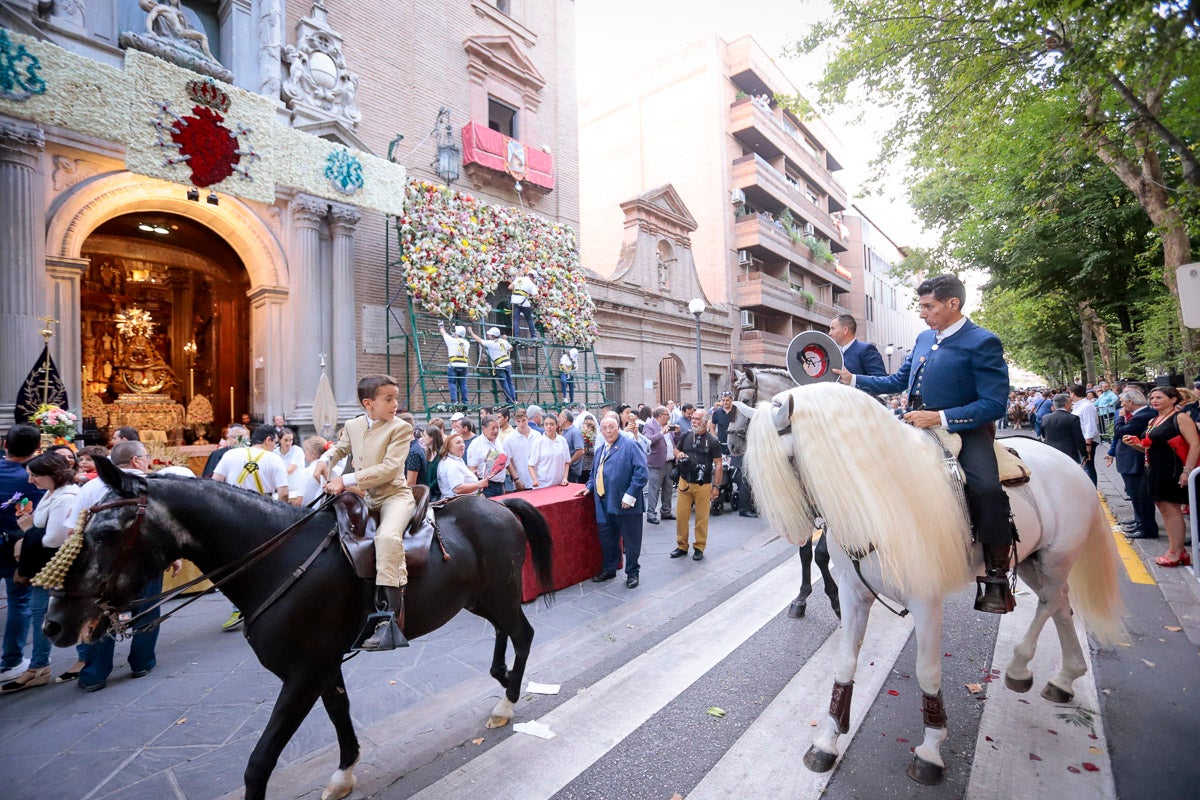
[689,298,706,408]
[885,343,894,372]
[433,106,461,185]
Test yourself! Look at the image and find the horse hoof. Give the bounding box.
[486,715,511,729]
[321,771,356,800]
[906,755,945,785]
[788,600,807,619]
[1041,683,1074,703]
[1005,673,1033,693]
[803,745,837,773]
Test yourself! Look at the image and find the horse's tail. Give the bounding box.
[499,497,555,605]
[1067,501,1126,646]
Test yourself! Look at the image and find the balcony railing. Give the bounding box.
[728,98,849,210]
[737,272,840,326]
[461,122,554,190]
[738,329,791,365]
[731,153,845,247]
[733,214,852,292]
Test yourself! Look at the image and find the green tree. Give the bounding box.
[793,0,1200,369]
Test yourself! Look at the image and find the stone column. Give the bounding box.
[328,203,361,414]
[248,286,289,424]
[0,121,46,430]
[45,257,89,423]
[289,194,327,424]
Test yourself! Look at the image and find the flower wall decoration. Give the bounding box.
[397,180,598,345]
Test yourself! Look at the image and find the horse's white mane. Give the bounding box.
[746,382,972,601]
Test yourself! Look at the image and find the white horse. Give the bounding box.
[745,382,1124,785]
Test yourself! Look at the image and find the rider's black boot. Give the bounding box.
[974,543,1016,614]
[361,586,409,650]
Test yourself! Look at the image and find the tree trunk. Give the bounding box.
[1080,304,1096,385]
[1083,304,1116,381]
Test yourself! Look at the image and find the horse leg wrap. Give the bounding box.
[921,691,947,729]
[830,680,853,734]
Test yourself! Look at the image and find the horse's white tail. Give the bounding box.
[1067,502,1126,646]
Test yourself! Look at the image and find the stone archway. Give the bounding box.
[45,171,290,428]
[658,353,683,406]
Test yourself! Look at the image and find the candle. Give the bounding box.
[230,386,234,422]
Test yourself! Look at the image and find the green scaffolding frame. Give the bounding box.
[384,215,608,419]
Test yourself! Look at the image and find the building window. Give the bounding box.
[709,374,721,406]
[495,0,512,14]
[605,368,624,406]
[488,97,518,138]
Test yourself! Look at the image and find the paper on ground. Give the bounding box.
[527,682,560,695]
[512,720,556,740]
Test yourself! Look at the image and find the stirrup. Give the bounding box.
[354,611,409,651]
[973,576,1016,614]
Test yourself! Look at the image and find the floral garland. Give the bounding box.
[396,180,598,345]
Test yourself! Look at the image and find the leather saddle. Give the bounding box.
[333,485,438,581]
[932,429,1031,486]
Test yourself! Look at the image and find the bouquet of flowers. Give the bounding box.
[31,403,77,441]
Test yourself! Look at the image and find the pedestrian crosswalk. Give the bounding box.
[400,563,1116,800]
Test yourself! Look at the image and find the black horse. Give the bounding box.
[727,367,840,619]
[42,459,554,800]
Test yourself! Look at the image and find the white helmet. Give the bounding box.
[487,327,502,338]
[453,325,466,337]
[569,348,579,358]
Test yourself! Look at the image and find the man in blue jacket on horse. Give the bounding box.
[836,273,1016,614]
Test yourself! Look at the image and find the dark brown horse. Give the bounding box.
[41,459,554,800]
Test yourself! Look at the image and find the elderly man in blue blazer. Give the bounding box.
[835,273,1016,614]
[1106,387,1158,540]
[829,313,887,378]
[582,415,649,588]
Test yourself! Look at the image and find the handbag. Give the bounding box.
[1168,434,1190,465]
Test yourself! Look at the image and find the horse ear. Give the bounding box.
[94,456,146,498]
[770,394,794,432]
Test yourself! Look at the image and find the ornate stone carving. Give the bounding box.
[51,155,100,192]
[120,0,235,84]
[281,3,361,130]
[41,0,87,32]
[0,120,45,169]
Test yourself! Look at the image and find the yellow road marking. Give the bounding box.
[1099,492,1155,585]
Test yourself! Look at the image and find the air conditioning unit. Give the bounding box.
[740,310,756,329]
[730,188,746,206]
[737,250,752,265]
[802,222,815,236]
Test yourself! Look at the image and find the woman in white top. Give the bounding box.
[529,413,571,488]
[437,434,489,496]
[6,452,81,692]
[278,428,306,505]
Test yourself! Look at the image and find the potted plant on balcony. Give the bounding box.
[798,289,816,308]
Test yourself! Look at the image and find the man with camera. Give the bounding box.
[643,406,677,524]
[670,409,723,561]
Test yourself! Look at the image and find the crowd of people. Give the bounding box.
[0,376,761,692]
[1006,379,1200,569]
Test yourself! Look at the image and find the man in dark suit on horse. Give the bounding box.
[828,313,886,377]
[836,273,1016,614]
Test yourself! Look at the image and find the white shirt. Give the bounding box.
[438,454,478,495]
[467,434,506,484]
[280,444,307,495]
[480,337,512,367]
[33,483,81,548]
[936,316,967,342]
[529,434,570,488]
[559,353,577,373]
[1073,397,1100,442]
[502,428,542,487]
[512,275,537,307]
[440,330,471,364]
[63,468,147,532]
[214,446,290,496]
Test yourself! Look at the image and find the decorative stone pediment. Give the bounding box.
[281,2,361,131]
[619,184,699,239]
[464,34,545,106]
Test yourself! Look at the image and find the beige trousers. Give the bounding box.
[369,491,416,587]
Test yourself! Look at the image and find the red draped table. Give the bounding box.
[511,483,602,602]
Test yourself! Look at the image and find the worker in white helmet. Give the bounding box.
[437,321,471,408]
[559,347,580,403]
[510,271,539,340]
[470,326,517,403]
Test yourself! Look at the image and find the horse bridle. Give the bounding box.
[54,488,336,640]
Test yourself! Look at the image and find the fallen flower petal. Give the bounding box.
[1082,762,1100,772]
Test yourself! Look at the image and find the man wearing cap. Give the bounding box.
[470,327,517,403]
[510,271,538,339]
[437,321,471,408]
[559,348,579,403]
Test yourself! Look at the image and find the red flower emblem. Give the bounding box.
[171,105,240,188]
